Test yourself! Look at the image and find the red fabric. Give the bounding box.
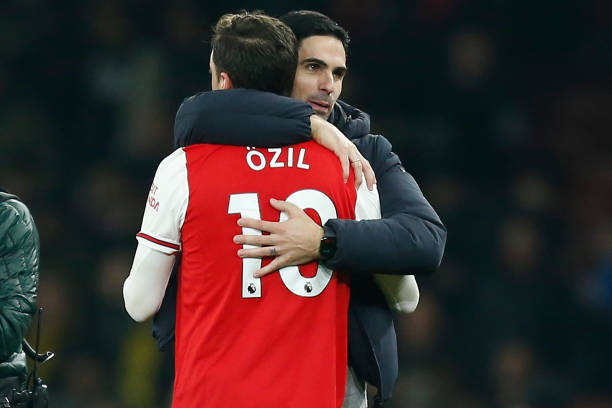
[172,142,356,408]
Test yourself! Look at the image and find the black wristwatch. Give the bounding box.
[319,225,337,261]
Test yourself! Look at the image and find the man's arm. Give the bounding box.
[324,134,446,275]
[236,134,446,276]
[174,89,312,149]
[173,90,445,274]
[175,90,375,189]
[235,164,422,312]
[124,244,175,322]
[125,148,187,321]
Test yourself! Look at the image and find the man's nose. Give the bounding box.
[318,71,334,94]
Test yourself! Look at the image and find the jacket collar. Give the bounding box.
[329,100,371,140]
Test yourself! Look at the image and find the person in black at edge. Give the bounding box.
[155,11,447,407]
[0,188,39,407]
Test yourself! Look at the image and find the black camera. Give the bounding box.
[2,308,53,408]
[1,377,48,408]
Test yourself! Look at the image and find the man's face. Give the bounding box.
[291,35,347,120]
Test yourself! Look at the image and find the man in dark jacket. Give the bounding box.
[156,11,446,407]
[0,188,39,406]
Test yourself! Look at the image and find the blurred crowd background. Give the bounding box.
[2,0,611,407]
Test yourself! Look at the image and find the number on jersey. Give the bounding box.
[228,189,337,299]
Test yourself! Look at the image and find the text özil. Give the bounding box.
[245,147,310,171]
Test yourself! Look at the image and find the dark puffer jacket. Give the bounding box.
[0,190,39,384]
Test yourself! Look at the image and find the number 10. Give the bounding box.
[228,189,337,299]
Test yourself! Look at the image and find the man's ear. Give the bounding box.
[219,72,234,89]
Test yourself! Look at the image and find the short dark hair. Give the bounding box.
[280,10,350,53]
[211,11,297,96]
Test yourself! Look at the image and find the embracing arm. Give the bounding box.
[174,89,312,149]
[174,90,375,187]
[324,135,447,275]
[234,135,445,276]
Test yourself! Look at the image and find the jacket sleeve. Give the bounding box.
[173,89,313,149]
[324,135,447,275]
[0,200,39,361]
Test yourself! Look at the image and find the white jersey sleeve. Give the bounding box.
[123,243,175,322]
[136,148,189,254]
[355,181,420,314]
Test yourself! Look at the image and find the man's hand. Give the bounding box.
[310,115,376,190]
[234,198,324,278]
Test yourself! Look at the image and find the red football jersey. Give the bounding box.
[138,142,356,408]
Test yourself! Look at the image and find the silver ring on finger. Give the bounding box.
[351,159,361,163]
[270,247,277,256]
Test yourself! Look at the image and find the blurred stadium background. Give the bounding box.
[2,0,611,407]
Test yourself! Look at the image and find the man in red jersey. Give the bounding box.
[123,11,374,407]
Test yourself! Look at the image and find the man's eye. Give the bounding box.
[333,71,345,80]
[307,63,319,71]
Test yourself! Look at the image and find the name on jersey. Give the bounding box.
[245,147,310,171]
